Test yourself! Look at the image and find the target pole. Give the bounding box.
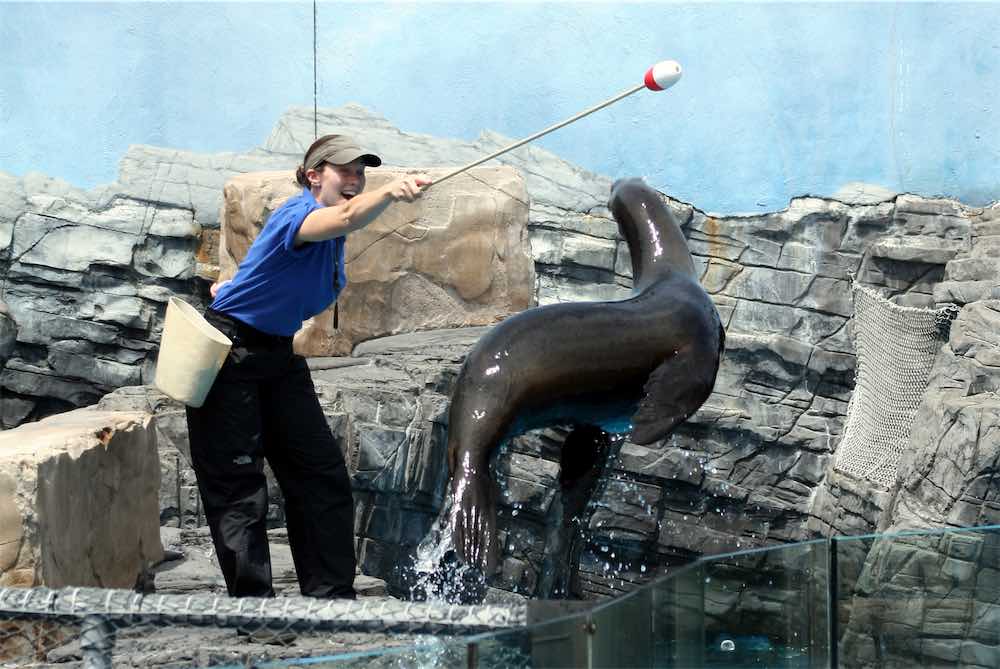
[426,60,683,188]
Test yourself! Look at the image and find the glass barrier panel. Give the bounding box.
[472,626,534,668]
[651,561,707,667]
[649,540,829,668]
[591,586,653,668]
[468,602,609,668]
[251,636,473,668]
[524,611,590,668]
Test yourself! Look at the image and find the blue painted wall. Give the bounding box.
[1,1,998,213]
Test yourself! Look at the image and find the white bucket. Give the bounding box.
[154,297,233,408]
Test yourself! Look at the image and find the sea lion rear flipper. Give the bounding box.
[629,350,715,445]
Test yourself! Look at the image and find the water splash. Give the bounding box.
[413,497,455,576]
[408,496,487,604]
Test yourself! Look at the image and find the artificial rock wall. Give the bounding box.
[3,106,1000,610]
[0,173,204,426]
[98,144,999,603]
[0,103,610,426]
[0,408,162,588]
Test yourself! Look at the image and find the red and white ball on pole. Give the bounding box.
[644,60,683,91]
[428,60,683,188]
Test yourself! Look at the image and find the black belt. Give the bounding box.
[204,309,293,348]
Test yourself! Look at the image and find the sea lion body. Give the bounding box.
[450,274,721,444]
[446,178,725,572]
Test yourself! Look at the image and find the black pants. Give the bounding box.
[185,309,356,599]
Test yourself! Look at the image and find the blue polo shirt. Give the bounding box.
[210,188,347,336]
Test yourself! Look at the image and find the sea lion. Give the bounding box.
[446,177,725,572]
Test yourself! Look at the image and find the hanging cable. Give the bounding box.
[313,0,318,140]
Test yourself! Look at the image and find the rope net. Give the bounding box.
[834,283,958,488]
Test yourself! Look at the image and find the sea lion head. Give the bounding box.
[609,178,697,284]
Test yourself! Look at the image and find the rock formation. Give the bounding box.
[93,186,997,603]
[0,172,204,426]
[0,301,15,366]
[0,104,609,426]
[0,408,162,588]
[834,293,1000,667]
[3,106,1000,665]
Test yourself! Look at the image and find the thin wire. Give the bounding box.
[313,0,318,140]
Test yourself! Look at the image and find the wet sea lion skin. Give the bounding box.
[446,178,725,571]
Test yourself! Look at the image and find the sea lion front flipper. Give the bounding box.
[449,471,499,573]
[629,350,715,445]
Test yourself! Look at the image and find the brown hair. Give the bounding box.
[295,135,337,188]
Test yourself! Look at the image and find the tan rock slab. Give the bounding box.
[0,475,20,572]
[0,408,163,588]
[219,167,534,355]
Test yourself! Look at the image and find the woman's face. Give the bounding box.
[307,159,367,207]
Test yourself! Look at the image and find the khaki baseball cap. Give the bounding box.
[305,134,382,170]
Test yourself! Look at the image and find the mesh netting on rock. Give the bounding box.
[834,283,958,489]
